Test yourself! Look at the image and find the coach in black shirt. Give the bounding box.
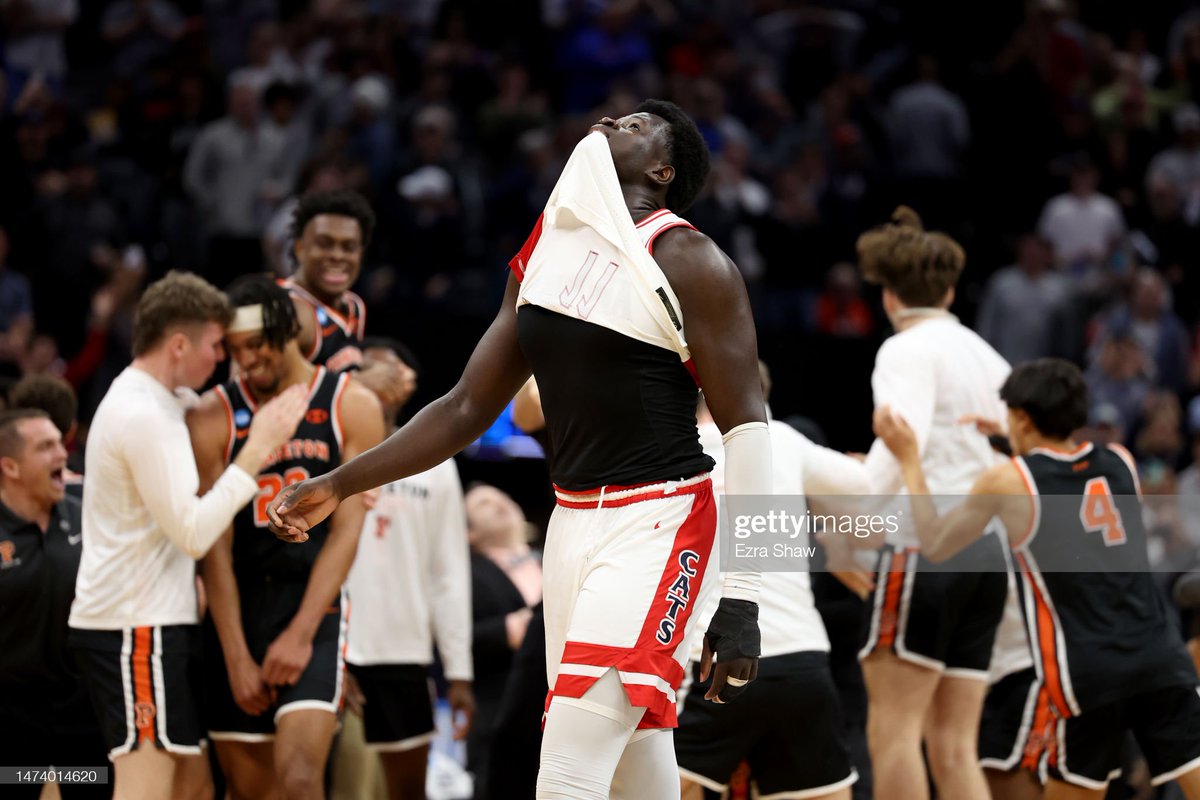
[0,408,108,798]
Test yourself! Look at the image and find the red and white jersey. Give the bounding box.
[510,132,696,370]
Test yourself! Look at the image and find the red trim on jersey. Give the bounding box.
[549,484,715,729]
[509,213,544,282]
[1018,552,1073,718]
[634,208,671,229]
[554,477,710,509]
[683,358,700,388]
[646,221,696,255]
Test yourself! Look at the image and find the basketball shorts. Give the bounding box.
[543,473,718,730]
[205,580,348,741]
[859,538,1008,677]
[69,624,203,758]
[979,668,1052,777]
[1044,684,1200,790]
[347,663,436,751]
[675,651,858,798]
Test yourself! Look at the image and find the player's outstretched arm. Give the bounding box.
[269,273,532,542]
[874,406,1027,561]
[656,229,768,703]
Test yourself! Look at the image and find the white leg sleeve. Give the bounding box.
[610,728,680,800]
[536,669,643,799]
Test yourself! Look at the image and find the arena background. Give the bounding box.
[3,0,1200,590]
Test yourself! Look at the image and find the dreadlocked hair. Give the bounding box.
[225,274,300,351]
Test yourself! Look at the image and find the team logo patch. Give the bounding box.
[234,409,252,428]
[656,549,701,645]
[305,409,329,424]
[0,540,17,569]
[134,701,156,732]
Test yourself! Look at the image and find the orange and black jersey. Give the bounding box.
[215,367,349,580]
[282,279,366,373]
[1012,443,1195,717]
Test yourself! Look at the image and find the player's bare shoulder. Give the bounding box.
[651,226,741,292]
[338,376,385,456]
[187,387,231,441]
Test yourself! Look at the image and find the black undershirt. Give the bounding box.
[517,304,713,491]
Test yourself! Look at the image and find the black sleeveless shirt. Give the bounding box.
[516,304,713,491]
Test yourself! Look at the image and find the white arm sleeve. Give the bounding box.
[800,439,871,496]
[429,462,474,681]
[125,410,260,560]
[720,421,772,602]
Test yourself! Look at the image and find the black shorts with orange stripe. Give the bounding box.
[859,538,1007,676]
[980,668,1052,777]
[68,624,203,758]
[1044,683,1200,791]
[203,579,348,741]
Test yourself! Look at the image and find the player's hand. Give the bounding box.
[356,359,417,409]
[343,671,366,717]
[830,568,875,601]
[872,405,918,463]
[957,415,1005,438]
[261,627,313,687]
[227,654,274,716]
[268,475,340,543]
[447,680,475,740]
[246,383,309,451]
[700,598,760,703]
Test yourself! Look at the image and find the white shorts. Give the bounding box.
[543,473,718,730]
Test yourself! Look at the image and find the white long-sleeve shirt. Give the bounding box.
[692,418,871,658]
[346,459,473,680]
[70,367,259,630]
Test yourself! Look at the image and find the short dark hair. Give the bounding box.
[361,336,421,380]
[999,359,1089,439]
[289,189,376,249]
[133,272,234,357]
[10,374,77,437]
[635,99,710,213]
[225,274,300,351]
[0,408,51,461]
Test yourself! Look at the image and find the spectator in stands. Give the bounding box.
[1,0,78,99]
[100,0,186,79]
[183,69,290,287]
[1147,102,1200,226]
[1037,153,1126,272]
[976,233,1069,365]
[1096,268,1190,392]
[1085,328,1152,435]
[0,225,33,378]
[814,262,874,339]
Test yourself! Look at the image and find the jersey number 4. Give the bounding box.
[1079,477,1127,547]
[253,468,310,527]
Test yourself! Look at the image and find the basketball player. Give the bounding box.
[282,188,412,407]
[345,338,475,800]
[68,272,308,800]
[873,358,1200,799]
[848,207,1011,800]
[0,409,107,799]
[676,368,859,800]
[268,99,771,800]
[189,276,383,799]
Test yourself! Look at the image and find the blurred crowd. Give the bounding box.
[5,0,1200,576]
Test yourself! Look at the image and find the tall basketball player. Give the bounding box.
[268,99,771,800]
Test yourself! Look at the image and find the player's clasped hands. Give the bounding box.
[267,474,340,544]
